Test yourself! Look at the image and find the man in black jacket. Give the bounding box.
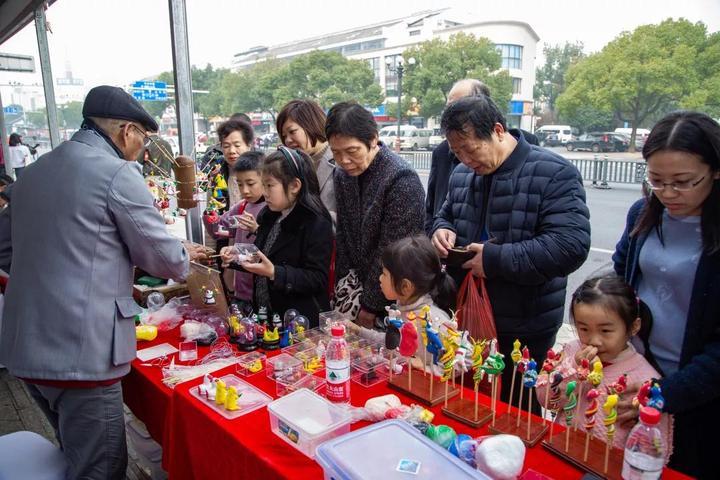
[431,95,590,407]
[425,79,538,234]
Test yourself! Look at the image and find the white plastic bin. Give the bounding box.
[316,420,489,480]
[267,388,352,458]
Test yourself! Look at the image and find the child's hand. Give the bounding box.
[575,344,600,366]
[240,250,275,279]
[219,246,236,266]
[237,212,258,233]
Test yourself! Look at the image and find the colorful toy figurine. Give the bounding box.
[607,374,628,395]
[225,386,240,411]
[199,374,216,400]
[424,316,444,366]
[203,288,217,305]
[602,393,619,473]
[215,379,227,406]
[647,382,665,411]
[583,388,599,461]
[440,336,457,408]
[262,326,280,350]
[507,339,522,415]
[563,381,577,452]
[572,357,591,432]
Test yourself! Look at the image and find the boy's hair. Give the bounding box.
[232,151,265,174]
[0,174,14,187]
[571,274,653,336]
[260,147,329,221]
[381,235,457,313]
[217,119,254,146]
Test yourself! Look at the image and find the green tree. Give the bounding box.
[534,42,585,123]
[402,33,513,119]
[218,51,383,121]
[57,101,84,129]
[557,19,719,151]
[24,110,47,129]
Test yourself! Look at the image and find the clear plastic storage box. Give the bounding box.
[267,388,352,458]
[266,353,303,382]
[315,420,490,480]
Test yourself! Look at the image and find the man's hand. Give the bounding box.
[357,308,377,329]
[462,243,486,277]
[183,242,211,262]
[431,228,456,257]
[240,250,275,279]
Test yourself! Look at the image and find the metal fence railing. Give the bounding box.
[398,151,645,187]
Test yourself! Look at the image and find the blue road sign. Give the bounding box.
[131,80,168,101]
[3,106,20,114]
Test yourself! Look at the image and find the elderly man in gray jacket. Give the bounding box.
[0,85,206,479]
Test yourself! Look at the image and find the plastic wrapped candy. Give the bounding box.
[474,435,526,480]
[147,292,166,312]
[426,424,456,449]
[448,433,473,458]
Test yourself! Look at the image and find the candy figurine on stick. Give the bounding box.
[471,337,486,421]
[572,358,591,431]
[522,359,538,440]
[563,381,577,452]
[507,339,522,415]
[440,338,457,408]
[587,360,604,387]
[480,339,505,426]
[602,393,619,473]
[516,346,530,425]
[583,388,599,461]
[547,371,564,438]
[400,320,420,390]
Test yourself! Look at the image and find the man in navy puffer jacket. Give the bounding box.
[432,95,590,407]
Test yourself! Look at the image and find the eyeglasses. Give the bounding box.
[645,174,708,192]
[122,123,152,147]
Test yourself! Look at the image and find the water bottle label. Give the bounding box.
[326,361,350,384]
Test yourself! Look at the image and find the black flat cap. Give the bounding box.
[82,85,159,132]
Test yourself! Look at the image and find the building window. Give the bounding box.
[512,77,522,94]
[367,57,380,83]
[384,54,402,96]
[409,30,421,36]
[496,44,523,70]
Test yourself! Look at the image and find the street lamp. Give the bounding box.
[386,56,415,148]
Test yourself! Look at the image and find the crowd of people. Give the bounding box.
[0,80,717,479]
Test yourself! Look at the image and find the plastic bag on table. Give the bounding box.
[143,303,183,331]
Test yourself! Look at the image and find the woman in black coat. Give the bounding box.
[231,147,332,327]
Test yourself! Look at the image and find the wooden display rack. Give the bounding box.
[488,412,548,447]
[542,428,624,480]
[442,396,493,428]
[387,370,459,407]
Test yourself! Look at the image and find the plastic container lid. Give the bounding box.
[639,406,661,425]
[268,388,351,437]
[316,420,489,480]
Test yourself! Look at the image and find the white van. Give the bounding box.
[536,125,574,144]
[378,125,431,150]
[614,127,651,139]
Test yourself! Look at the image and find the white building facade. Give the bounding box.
[233,9,539,131]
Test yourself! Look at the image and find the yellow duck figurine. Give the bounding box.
[263,326,279,342]
[225,386,240,411]
[587,360,604,387]
[304,356,323,374]
[215,379,227,406]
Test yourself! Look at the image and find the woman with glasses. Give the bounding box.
[613,111,720,479]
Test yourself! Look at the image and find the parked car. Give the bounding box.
[429,128,444,149]
[537,131,563,147]
[536,124,575,144]
[566,132,629,152]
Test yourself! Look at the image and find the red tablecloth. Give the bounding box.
[123,329,690,480]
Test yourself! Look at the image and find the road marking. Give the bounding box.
[590,247,614,254]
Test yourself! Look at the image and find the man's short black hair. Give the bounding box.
[0,174,14,187]
[232,151,265,173]
[441,95,507,140]
[325,101,378,149]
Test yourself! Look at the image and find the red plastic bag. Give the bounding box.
[456,272,497,341]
